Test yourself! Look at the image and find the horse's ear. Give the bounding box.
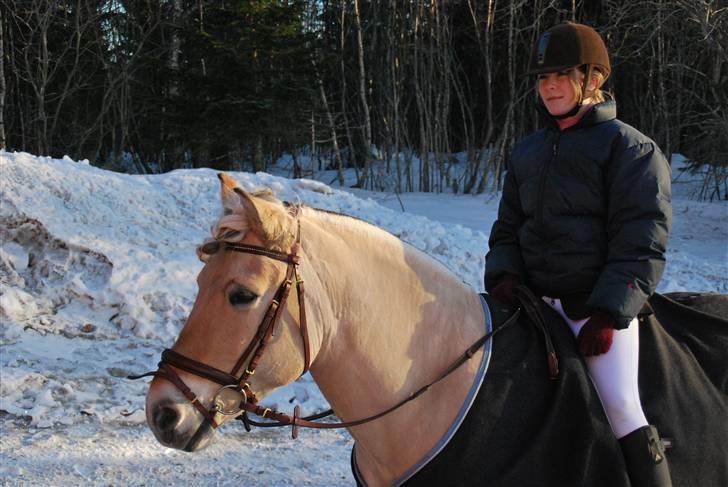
[233,187,294,250]
[218,173,243,214]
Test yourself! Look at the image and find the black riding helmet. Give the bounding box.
[529,22,611,119]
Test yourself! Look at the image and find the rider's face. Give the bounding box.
[538,70,579,116]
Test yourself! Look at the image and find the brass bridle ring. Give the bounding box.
[212,384,248,416]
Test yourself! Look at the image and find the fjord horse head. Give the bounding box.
[145,174,314,451]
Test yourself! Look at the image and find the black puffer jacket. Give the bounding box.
[485,101,672,328]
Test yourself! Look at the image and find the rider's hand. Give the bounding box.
[577,311,616,356]
[488,274,519,305]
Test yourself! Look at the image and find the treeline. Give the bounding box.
[2,1,726,195]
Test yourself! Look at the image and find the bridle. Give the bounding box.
[130,207,559,439]
[130,211,312,432]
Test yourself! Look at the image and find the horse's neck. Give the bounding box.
[301,211,486,485]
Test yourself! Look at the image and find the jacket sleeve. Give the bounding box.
[587,141,672,328]
[484,164,526,291]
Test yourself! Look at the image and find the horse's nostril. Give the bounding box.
[155,405,180,432]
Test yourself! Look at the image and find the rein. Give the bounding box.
[130,210,558,439]
[238,305,522,436]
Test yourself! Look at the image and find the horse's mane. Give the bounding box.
[203,194,460,282]
[303,205,384,232]
[302,204,463,281]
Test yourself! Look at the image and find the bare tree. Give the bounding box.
[312,55,345,186]
[0,6,6,150]
[353,0,373,188]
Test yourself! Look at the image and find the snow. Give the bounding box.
[1,150,726,485]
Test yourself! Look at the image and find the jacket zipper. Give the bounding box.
[537,133,559,226]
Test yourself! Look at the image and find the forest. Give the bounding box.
[1,1,726,195]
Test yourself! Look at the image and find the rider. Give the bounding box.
[484,21,672,487]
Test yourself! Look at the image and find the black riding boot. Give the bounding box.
[619,425,673,487]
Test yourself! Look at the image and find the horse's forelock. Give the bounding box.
[212,213,250,241]
[196,213,251,263]
[208,202,296,252]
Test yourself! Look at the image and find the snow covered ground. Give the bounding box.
[1,151,726,486]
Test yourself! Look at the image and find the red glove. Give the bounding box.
[577,311,616,356]
[489,274,519,305]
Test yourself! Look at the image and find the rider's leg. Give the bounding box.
[579,317,648,437]
[543,297,672,487]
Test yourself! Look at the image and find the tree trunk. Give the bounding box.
[313,57,345,186]
[0,7,6,150]
[353,0,372,188]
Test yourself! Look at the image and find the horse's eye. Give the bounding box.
[228,287,258,307]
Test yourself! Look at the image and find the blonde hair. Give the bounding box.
[569,67,607,103]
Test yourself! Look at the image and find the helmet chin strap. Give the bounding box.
[544,64,594,120]
[551,100,582,120]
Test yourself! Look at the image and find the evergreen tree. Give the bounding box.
[172,0,315,171]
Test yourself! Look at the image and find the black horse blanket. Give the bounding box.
[405,292,728,487]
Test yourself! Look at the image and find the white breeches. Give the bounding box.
[543,297,649,439]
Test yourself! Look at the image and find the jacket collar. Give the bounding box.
[538,99,616,131]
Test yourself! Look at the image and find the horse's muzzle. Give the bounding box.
[147,399,215,452]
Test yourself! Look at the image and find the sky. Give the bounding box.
[1,150,726,485]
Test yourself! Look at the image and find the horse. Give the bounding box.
[138,173,728,486]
